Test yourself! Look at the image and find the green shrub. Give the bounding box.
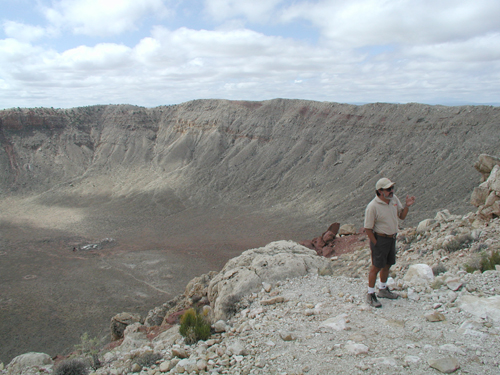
[74,333,102,357]
[179,308,211,345]
[465,250,500,273]
[73,333,103,370]
[54,359,88,375]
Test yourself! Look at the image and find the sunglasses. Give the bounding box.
[383,186,395,192]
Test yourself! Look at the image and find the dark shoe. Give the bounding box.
[366,293,382,308]
[377,287,399,299]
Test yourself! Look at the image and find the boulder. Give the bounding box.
[117,330,149,352]
[6,352,53,375]
[184,271,218,302]
[327,223,340,236]
[110,312,143,341]
[322,230,335,243]
[321,246,335,257]
[403,264,434,285]
[470,184,490,207]
[435,209,452,221]
[338,224,356,236]
[486,165,500,192]
[428,357,460,373]
[457,295,500,322]
[416,219,435,233]
[474,154,500,180]
[312,236,326,251]
[207,240,333,320]
[152,325,181,346]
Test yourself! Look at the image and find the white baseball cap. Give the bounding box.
[376,178,395,190]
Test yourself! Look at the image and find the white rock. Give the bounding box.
[339,224,357,235]
[372,357,398,367]
[176,358,197,373]
[6,352,53,373]
[404,355,421,365]
[417,219,435,233]
[404,264,434,285]
[213,320,229,333]
[227,340,248,356]
[207,240,332,320]
[486,164,500,192]
[345,342,369,355]
[321,313,349,331]
[262,282,272,292]
[152,325,181,346]
[407,288,420,301]
[445,277,463,291]
[428,357,460,373]
[435,209,452,221]
[457,295,500,322]
[159,361,171,372]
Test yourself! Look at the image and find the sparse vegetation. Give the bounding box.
[133,352,162,368]
[430,278,445,289]
[465,250,500,273]
[179,308,211,344]
[72,333,102,370]
[54,359,88,375]
[74,333,102,358]
[432,263,447,276]
[443,234,473,252]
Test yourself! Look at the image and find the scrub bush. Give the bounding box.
[179,308,211,344]
[54,359,88,375]
[465,250,500,273]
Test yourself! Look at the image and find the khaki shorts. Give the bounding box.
[370,234,396,268]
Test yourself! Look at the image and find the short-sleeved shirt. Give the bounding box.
[364,194,404,235]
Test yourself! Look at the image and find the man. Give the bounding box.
[364,178,416,308]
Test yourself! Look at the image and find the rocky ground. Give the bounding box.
[3,207,500,375]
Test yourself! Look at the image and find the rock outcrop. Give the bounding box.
[471,154,500,219]
[207,240,334,321]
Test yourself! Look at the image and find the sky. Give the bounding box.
[1,0,500,109]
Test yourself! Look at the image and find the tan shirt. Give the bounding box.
[364,194,404,235]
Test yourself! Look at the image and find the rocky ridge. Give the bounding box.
[3,155,500,375]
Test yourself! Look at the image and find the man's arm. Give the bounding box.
[399,195,416,220]
[365,228,377,245]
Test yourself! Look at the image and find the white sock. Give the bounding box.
[379,282,387,289]
[368,287,375,294]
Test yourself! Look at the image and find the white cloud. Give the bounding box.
[42,0,170,36]
[406,33,500,62]
[281,0,500,47]
[3,21,46,42]
[0,0,499,108]
[204,0,285,23]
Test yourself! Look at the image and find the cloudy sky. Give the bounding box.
[1,0,499,109]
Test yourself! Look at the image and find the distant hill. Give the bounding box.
[1,99,499,228]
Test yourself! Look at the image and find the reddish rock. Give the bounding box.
[322,246,335,257]
[312,237,325,251]
[299,240,314,250]
[327,223,340,236]
[322,230,335,243]
[301,222,365,258]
